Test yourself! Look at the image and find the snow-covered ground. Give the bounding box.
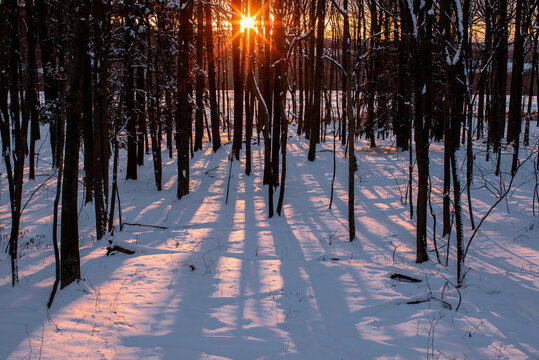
[0,121,538,359]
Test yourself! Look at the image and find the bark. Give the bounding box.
[344,1,355,242]
[61,2,89,288]
[82,31,94,204]
[126,13,138,180]
[307,0,326,161]
[396,4,411,151]
[205,3,221,152]
[508,0,525,175]
[489,0,508,157]
[524,28,537,147]
[148,44,163,191]
[275,0,287,215]
[403,0,433,263]
[136,65,146,166]
[2,0,30,285]
[25,0,40,181]
[245,0,256,176]
[194,1,205,152]
[366,0,378,148]
[231,0,243,160]
[176,0,193,199]
[91,0,109,239]
[261,1,273,185]
[36,0,61,168]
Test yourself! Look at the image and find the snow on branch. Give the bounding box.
[286,26,314,60]
[321,55,347,76]
[329,0,347,16]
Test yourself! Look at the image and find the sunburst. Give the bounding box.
[240,15,256,32]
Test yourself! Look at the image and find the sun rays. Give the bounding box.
[240,15,256,32]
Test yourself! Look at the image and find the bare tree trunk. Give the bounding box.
[205,4,221,152]
[148,45,162,191]
[508,0,526,175]
[82,32,94,205]
[489,0,508,168]
[91,0,109,239]
[245,0,256,176]
[2,0,30,285]
[125,13,137,180]
[176,0,193,199]
[261,1,272,186]
[25,0,40,181]
[307,0,326,161]
[275,0,287,215]
[136,65,146,166]
[403,0,432,263]
[524,25,537,146]
[61,1,88,288]
[36,0,61,168]
[344,0,355,242]
[231,0,243,160]
[194,1,205,152]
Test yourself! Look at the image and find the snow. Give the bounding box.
[0,113,539,359]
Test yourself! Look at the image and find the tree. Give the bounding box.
[25,0,41,181]
[488,0,508,176]
[125,10,138,180]
[402,0,433,263]
[61,0,89,288]
[231,0,244,160]
[507,0,528,175]
[343,0,355,241]
[91,0,110,239]
[205,3,221,152]
[0,0,30,286]
[194,1,205,152]
[307,0,326,161]
[176,0,193,199]
[274,0,288,215]
[36,0,61,168]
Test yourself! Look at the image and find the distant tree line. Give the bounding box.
[0,0,537,304]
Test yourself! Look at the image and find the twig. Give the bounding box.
[439,274,462,311]
[26,325,32,360]
[21,172,56,215]
[464,148,535,261]
[225,152,233,205]
[39,322,44,360]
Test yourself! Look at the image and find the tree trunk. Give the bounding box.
[126,13,137,180]
[176,0,193,199]
[344,0,355,242]
[307,0,326,161]
[275,0,287,215]
[205,3,221,152]
[231,0,243,160]
[36,0,61,168]
[61,2,88,288]
[25,0,40,181]
[91,0,109,239]
[508,0,525,175]
[194,1,205,152]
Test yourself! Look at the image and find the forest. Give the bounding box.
[0,0,538,358]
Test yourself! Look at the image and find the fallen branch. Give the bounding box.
[106,245,135,256]
[406,296,452,310]
[122,222,168,230]
[390,273,422,283]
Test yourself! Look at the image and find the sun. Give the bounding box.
[240,16,256,32]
